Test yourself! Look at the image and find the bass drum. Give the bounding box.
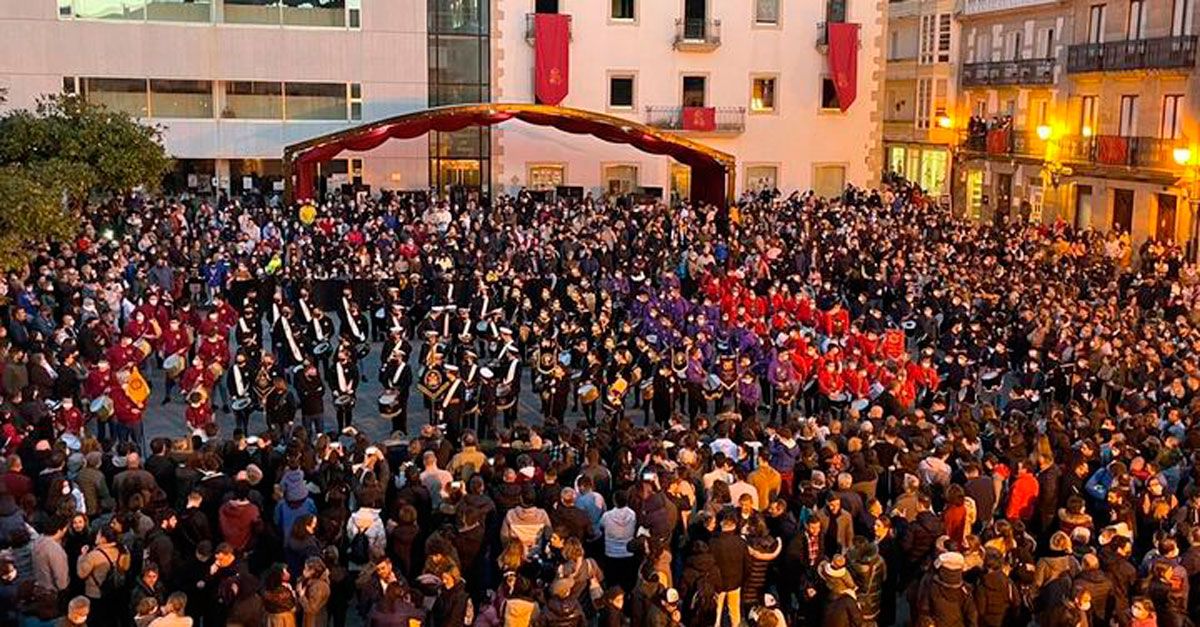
[578,384,600,404]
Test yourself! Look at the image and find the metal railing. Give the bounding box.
[1066,35,1198,72]
[960,58,1056,86]
[524,13,572,42]
[1061,135,1175,168]
[674,18,721,48]
[961,0,1060,15]
[643,106,746,133]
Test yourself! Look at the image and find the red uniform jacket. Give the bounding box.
[198,337,230,370]
[881,330,906,361]
[105,344,138,373]
[112,385,144,426]
[83,367,113,400]
[818,364,845,397]
[160,327,192,359]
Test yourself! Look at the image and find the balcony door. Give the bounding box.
[535,0,558,13]
[1088,4,1106,44]
[1112,189,1134,234]
[1119,95,1138,137]
[1127,0,1146,40]
[682,76,707,107]
[1173,0,1193,36]
[1157,194,1178,241]
[684,0,707,40]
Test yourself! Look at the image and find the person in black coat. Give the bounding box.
[429,567,470,627]
[296,362,326,436]
[708,511,747,625]
[973,549,1018,627]
[327,349,359,432]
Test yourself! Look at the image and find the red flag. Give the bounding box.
[1097,136,1129,165]
[986,128,1011,154]
[682,106,716,131]
[827,23,860,111]
[534,14,570,106]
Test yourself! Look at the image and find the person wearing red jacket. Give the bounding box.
[818,304,851,339]
[105,336,139,373]
[83,360,113,401]
[1006,459,1041,521]
[881,329,906,361]
[180,358,215,430]
[198,328,231,412]
[111,371,146,450]
[842,362,870,400]
[56,398,85,435]
[159,318,192,404]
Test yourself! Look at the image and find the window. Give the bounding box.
[350,83,362,121]
[603,165,638,195]
[822,77,842,111]
[224,82,283,119]
[937,14,952,62]
[682,76,706,107]
[1089,4,1106,44]
[919,15,936,64]
[888,148,906,176]
[745,165,779,191]
[82,78,149,117]
[285,83,349,120]
[1005,30,1022,61]
[528,164,565,190]
[431,36,485,85]
[915,78,932,128]
[62,0,212,23]
[1037,27,1055,58]
[535,0,559,13]
[825,0,846,23]
[751,76,776,112]
[813,165,846,199]
[1173,0,1193,36]
[1031,98,1049,126]
[223,0,352,27]
[1118,95,1138,137]
[976,33,991,62]
[755,0,779,25]
[430,0,483,34]
[1127,0,1145,39]
[611,0,634,20]
[1160,95,1183,139]
[919,149,948,196]
[62,77,78,95]
[889,30,899,60]
[608,75,634,108]
[1080,95,1098,136]
[149,79,212,118]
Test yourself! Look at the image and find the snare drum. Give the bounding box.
[230,397,252,412]
[829,392,849,404]
[640,379,654,401]
[89,396,113,419]
[313,341,332,356]
[379,392,402,418]
[163,354,185,379]
[578,384,600,404]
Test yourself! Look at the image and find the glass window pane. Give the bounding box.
[434,84,482,105]
[611,0,634,20]
[752,78,775,111]
[285,82,347,120]
[150,79,212,118]
[224,0,280,24]
[431,36,482,85]
[431,0,481,34]
[145,0,210,22]
[83,78,148,117]
[74,0,145,20]
[610,77,633,107]
[224,81,283,119]
[756,0,778,24]
[282,0,345,27]
[435,129,482,158]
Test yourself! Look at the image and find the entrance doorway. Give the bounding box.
[535,0,558,12]
[1075,185,1093,229]
[437,159,482,189]
[1112,188,1134,234]
[995,173,1013,225]
[670,163,691,204]
[1157,193,1177,241]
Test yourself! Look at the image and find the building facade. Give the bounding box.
[0,0,887,202]
[883,0,959,199]
[949,0,1199,248]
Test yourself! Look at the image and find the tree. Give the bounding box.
[0,93,172,269]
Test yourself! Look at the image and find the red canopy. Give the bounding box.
[284,103,736,207]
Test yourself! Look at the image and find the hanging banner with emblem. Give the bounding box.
[534,13,571,105]
[827,22,860,112]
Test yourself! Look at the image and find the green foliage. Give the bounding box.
[0,93,171,269]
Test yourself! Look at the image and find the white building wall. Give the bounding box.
[0,0,430,193]
[492,0,886,198]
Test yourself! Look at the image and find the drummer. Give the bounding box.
[159,318,192,405]
[198,326,231,414]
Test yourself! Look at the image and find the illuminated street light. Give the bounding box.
[1174,146,1193,166]
[937,114,952,129]
[1036,124,1052,141]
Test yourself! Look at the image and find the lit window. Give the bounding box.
[755,0,779,25]
[149,79,213,119]
[609,76,634,109]
[603,165,638,195]
[224,81,283,120]
[745,165,778,191]
[751,77,776,112]
[82,78,149,118]
[611,0,634,20]
[529,165,565,190]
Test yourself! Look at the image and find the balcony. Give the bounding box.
[961,0,1061,15]
[674,18,721,51]
[644,106,745,134]
[960,128,1044,157]
[524,13,573,43]
[961,58,1056,87]
[1066,35,1198,73]
[1061,135,1177,169]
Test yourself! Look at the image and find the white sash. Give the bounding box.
[283,319,302,360]
[337,362,350,393]
[505,359,518,385]
[442,379,461,409]
[299,298,312,323]
[312,317,326,341]
[233,365,247,395]
[391,361,407,387]
[348,313,364,341]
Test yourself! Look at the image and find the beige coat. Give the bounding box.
[297,573,331,627]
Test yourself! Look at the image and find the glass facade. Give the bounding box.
[223,81,284,119]
[61,0,358,27]
[428,0,491,193]
[150,79,213,118]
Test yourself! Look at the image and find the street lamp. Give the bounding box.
[1174,144,1200,262]
[937,113,953,129]
[1036,124,1052,142]
[1038,124,1072,189]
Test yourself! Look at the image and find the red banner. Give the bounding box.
[682,106,716,131]
[986,128,1011,154]
[827,23,860,111]
[534,14,570,106]
[1097,136,1129,165]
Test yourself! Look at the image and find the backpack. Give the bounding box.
[348,529,371,565]
[92,548,126,596]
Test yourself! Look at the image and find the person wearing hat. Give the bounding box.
[440,364,465,443]
[817,554,863,627]
[327,347,359,433]
[912,551,977,627]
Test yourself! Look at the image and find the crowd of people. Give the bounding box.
[0,175,1197,627]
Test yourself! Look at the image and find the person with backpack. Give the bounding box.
[345,501,386,572]
[75,526,130,627]
[973,549,1018,627]
[913,551,978,627]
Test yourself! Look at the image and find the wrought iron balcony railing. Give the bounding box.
[673,18,721,50]
[524,13,572,43]
[960,58,1056,87]
[1066,35,1198,72]
[643,106,745,133]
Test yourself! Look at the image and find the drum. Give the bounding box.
[640,379,654,401]
[829,392,849,405]
[479,367,494,379]
[902,320,918,331]
[495,382,513,399]
[313,341,332,356]
[705,374,722,393]
[476,321,489,334]
[379,392,402,419]
[134,339,153,359]
[578,384,600,404]
[208,362,225,379]
[230,397,252,412]
[355,342,371,359]
[187,388,208,408]
[558,351,572,366]
[89,396,114,419]
[44,399,61,412]
[334,393,355,407]
[850,399,870,412]
[163,354,186,379]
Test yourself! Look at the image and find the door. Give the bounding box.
[813,165,846,199]
[682,76,706,107]
[684,0,707,39]
[670,163,692,203]
[1075,185,1093,229]
[995,173,1013,225]
[1089,4,1106,44]
[1112,188,1134,234]
[1157,194,1178,241]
